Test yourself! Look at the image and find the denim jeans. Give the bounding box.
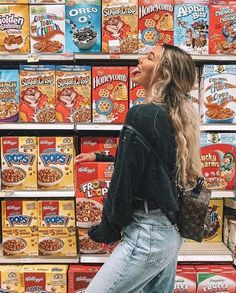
[85,208,182,293]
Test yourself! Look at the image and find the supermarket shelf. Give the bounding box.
[75,123,123,131]
[200,124,236,131]
[211,190,235,198]
[0,190,75,198]
[225,198,236,210]
[0,123,74,130]
[0,53,73,62]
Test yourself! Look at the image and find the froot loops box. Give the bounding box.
[80,136,118,156]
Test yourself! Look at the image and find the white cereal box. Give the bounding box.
[0,265,21,293]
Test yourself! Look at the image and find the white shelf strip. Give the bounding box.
[225,198,236,210]
[211,190,235,198]
[75,124,123,131]
[200,124,236,131]
[0,190,75,198]
[0,123,74,130]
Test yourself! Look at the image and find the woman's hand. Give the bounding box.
[75,152,96,163]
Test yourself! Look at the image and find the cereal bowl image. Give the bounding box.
[34,107,56,123]
[2,167,27,187]
[39,237,64,255]
[79,235,104,254]
[33,41,64,54]
[38,167,63,187]
[76,198,103,228]
[203,177,228,190]
[205,111,235,124]
[72,27,98,50]
[3,237,27,255]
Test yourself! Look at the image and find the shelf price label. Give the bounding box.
[27,54,39,63]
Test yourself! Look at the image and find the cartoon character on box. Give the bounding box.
[103,16,131,41]
[222,20,236,43]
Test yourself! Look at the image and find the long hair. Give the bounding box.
[150,44,202,187]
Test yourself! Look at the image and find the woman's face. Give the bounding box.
[131,45,163,88]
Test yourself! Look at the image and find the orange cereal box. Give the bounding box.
[0,265,21,293]
[138,0,174,53]
[1,137,37,190]
[56,65,92,123]
[38,137,74,190]
[0,5,29,53]
[102,0,138,53]
[19,65,56,123]
[92,66,128,123]
[129,66,145,107]
[209,5,236,55]
[80,136,118,156]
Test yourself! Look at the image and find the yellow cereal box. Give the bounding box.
[0,265,21,293]
[0,5,29,53]
[2,200,38,228]
[2,227,38,256]
[38,227,77,256]
[19,65,56,123]
[1,137,37,190]
[102,0,138,53]
[38,137,74,190]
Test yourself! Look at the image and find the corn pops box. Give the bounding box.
[174,265,197,293]
[92,66,128,123]
[200,132,236,190]
[65,0,101,53]
[56,65,92,123]
[201,65,236,124]
[38,137,74,190]
[30,5,65,54]
[19,65,56,123]
[0,70,19,122]
[0,265,21,293]
[80,136,118,156]
[102,0,138,53]
[174,4,209,54]
[0,5,29,53]
[129,66,145,107]
[2,200,38,228]
[138,0,174,53]
[1,137,37,190]
[209,5,236,54]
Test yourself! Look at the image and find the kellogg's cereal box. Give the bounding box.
[56,65,92,123]
[1,137,37,190]
[200,132,236,190]
[0,5,29,53]
[174,265,197,293]
[0,69,19,122]
[0,265,21,293]
[80,136,118,156]
[65,0,101,53]
[102,0,138,53]
[138,0,174,53]
[92,66,128,123]
[174,4,209,54]
[2,200,38,228]
[201,65,236,124]
[129,66,145,107]
[209,5,236,55]
[19,65,56,123]
[30,5,65,54]
[38,137,74,190]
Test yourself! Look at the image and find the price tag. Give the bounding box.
[109,54,121,59]
[27,54,39,63]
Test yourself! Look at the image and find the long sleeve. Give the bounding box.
[95,153,115,162]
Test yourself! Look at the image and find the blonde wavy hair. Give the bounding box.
[149,44,202,187]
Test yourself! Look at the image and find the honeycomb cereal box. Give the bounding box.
[174,4,209,54]
[30,5,65,54]
[0,69,19,122]
[80,136,118,156]
[92,66,128,123]
[201,65,236,124]
[2,200,38,228]
[102,0,138,53]
[129,66,145,107]
[200,132,236,190]
[19,65,56,123]
[56,65,92,123]
[138,0,174,53]
[1,137,37,190]
[68,265,102,293]
[0,5,29,53]
[0,265,21,293]
[38,137,74,190]
[65,0,101,53]
[174,265,197,293]
[38,200,75,228]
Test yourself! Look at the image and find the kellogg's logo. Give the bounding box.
[78,167,96,174]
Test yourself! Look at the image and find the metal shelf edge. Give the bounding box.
[0,190,75,198]
[75,124,123,131]
[200,125,236,131]
[0,123,74,130]
[211,190,235,198]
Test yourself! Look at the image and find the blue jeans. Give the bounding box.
[85,208,182,293]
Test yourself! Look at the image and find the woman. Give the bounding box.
[85,44,202,293]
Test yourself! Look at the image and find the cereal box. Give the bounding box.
[200,132,236,190]
[38,200,75,228]
[174,265,197,293]
[80,136,118,156]
[201,65,236,124]
[2,227,38,256]
[30,0,64,3]
[19,65,56,123]
[92,66,129,123]
[129,66,145,107]
[175,0,209,3]
[0,265,21,293]
[56,65,92,123]
[0,5,29,53]
[102,0,138,53]
[2,200,38,228]
[0,0,28,3]
[174,4,209,54]
[30,5,65,54]
[65,0,101,53]
[68,265,101,293]
[189,67,200,115]
[1,137,37,190]
[38,227,77,256]
[138,0,174,53]
[38,137,74,190]
[0,70,19,122]
[228,219,236,257]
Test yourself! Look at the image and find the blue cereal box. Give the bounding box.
[174,4,209,54]
[65,0,101,53]
[0,70,19,122]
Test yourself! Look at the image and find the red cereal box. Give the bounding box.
[129,66,145,108]
[138,0,174,53]
[92,67,128,123]
[209,5,236,55]
[174,265,197,293]
[80,136,118,156]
